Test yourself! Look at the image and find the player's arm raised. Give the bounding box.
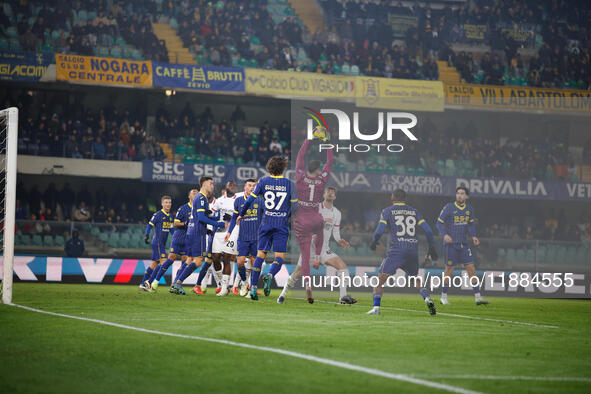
[295,139,309,179]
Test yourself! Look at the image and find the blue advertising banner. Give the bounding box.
[3,256,589,297]
[141,161,591,202]
[152,62,244,91]
[0,51,53,82]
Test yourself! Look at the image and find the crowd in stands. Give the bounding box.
[0,0,168,61]
[321,0,591,89]
[480,210,591,243]
[5,84,582,181]
[15,182,151,227]
[155,102,291,167]
[443,0,591,89]
[3,90,167,161]
[408,119,574,181]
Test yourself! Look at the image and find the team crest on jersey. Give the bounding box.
[453,211,457,214]
[322,172,327,177]
[466,211,470,215]
[254,203,258,208]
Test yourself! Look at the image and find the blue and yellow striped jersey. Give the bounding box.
[437,202,475,244]
[380,203,426,250]
[148,209,173,245]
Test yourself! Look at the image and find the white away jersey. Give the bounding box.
[211,192,244,233]
[318,202,341,250]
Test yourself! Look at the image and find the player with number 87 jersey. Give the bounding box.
[238,156,298,300]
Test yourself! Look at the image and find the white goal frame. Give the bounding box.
[1,107,18,304]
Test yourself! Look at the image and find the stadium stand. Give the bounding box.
[3,84,579,181]
[0,0,168,61]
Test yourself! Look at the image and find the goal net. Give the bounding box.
[1,107,18,304]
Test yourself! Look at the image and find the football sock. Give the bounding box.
[250,256,264,288]
[177,262,196,283]
[174,262,187,283]
[196,261,211,286]
[268,257,284,277]
[336,269,349,299]
[156,259,173,281]
[221,274,230,291]
[373,293,382,307]
[142,267,153,284]
[148,264,161,283]
[238,265,247,281]
[419,287,431,302]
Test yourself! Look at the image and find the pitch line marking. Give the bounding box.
[292,298,559,329]
[409,374,591,383]
[10,303,480,394]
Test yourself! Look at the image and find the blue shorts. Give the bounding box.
[238,239,257,257]
[258,224,289,253]
[187,233,207,258]
[443,243,474,266]
[379,248,419,276]
[169,239,186,256]
[151,242,167,261]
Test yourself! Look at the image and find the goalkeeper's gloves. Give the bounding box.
[206,229,214,237]
[427,246,438,261]
[223,213,232,221]
[144,235,150,244]
[370,239,378,251]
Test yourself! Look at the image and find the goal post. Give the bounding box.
[1,107,18,304]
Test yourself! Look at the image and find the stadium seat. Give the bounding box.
[43,235,54,247]
[119,233,131,248]
[32,235,42,246]
[98,232,108,243]
[506,248,516,262]
[516,249,526,262]
[108,233,120,248]
[525,249,535,262]
[54,235,65,246]
[20,234,31,246]
[111,47,121,58]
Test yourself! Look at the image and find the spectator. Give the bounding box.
[65,229,85,257]
[73,201,91,222]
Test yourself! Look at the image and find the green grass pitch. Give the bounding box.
[1,283,590,393]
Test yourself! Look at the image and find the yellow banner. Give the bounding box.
[446,83,591,112]
[56,54,152,87]
[356,77,444,111]
[245,68,356,98]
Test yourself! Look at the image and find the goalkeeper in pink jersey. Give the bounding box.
[294,138,333,303]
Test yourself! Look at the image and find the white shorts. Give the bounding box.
[296,246,339,267]
[212,229,238,255]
